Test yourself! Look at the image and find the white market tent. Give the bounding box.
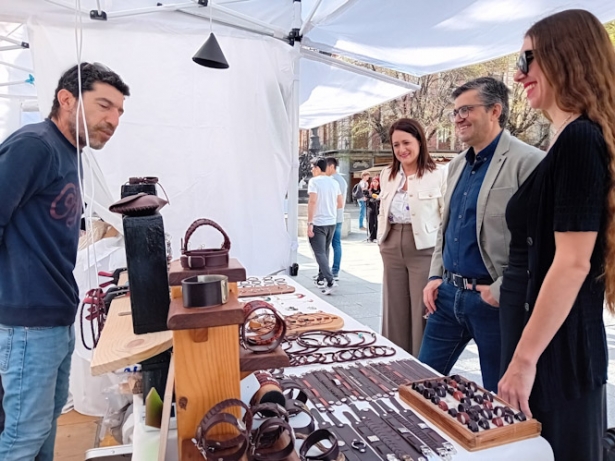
[2,0,615,277]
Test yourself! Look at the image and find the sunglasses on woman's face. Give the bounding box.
[516,50,534,75]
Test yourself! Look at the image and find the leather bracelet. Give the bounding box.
[180,218,231,269]
[241,301,286,354]
[182,274,229,308]
[299,429,340,461]
[194,399,252,455]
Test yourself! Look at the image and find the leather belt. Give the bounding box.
[193,399,252,460]
[312,409,381,461]
[444,270,492,290]
[241,301,286,353]
[180,218,231,269]
[182,274,229,308]
[299,428,340,461]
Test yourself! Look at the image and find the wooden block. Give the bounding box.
[91,296,173,376]
[173,325,241,460]
[170,286,182,299]
[167,292,244,330]
[399,379,541,451]
[168,258,247,285]
[239,346,290,371]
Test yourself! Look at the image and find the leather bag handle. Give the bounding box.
[182,218,231,254]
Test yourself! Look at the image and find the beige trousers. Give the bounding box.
[379,223,433,356]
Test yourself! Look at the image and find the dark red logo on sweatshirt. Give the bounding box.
[50,183,80,227]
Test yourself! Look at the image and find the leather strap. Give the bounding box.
[241,301,286,354]
[180,218,231,269]
[194,399,252,457]
[251,417,296,461]
[182,274,229,308]
[310,410,380,461]
[299,429,340,461]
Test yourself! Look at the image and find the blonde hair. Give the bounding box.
[527,9,615,311]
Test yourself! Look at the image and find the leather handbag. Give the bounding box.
[180,218,231,269]
[108,192,167,216]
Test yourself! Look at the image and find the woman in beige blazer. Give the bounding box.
[378,118,446,356]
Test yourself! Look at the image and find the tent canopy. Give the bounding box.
[1,1,615,274]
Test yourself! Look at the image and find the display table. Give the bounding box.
[126,275,554,461]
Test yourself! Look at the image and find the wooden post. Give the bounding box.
[167,291,244,460]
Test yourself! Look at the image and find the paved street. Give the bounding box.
[291,203,615,426]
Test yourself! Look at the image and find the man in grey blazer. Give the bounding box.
[418,77,544,392]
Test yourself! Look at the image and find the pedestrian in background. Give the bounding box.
[366,176,381,242]
[357,171,370,230]
[307,157,343,295]
[325,157,347,281]
[377,118,446,356]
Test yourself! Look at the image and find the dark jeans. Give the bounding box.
[309,224,336,284]
[418,278,501,391]
[330,223,342,276]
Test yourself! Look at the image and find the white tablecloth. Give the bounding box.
[131,275,554,461]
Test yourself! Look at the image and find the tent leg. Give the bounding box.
[287,46,300,275]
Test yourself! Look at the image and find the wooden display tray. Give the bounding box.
[168,258,247,285]
[238,285,295,297]
[399,377,541,451]
[167,292,244,330]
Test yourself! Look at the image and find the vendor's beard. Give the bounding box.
[67,118,113,150]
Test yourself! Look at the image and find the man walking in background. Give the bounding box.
[325,157,347,281]
[308,157,343,295]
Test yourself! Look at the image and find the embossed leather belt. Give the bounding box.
[181,218,231,269]
[182,274,229,308]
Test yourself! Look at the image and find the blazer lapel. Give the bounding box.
[476,130,511,235]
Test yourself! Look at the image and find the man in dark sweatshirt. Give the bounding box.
[0,63,129,460]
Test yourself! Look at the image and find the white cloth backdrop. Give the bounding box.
[28,18,295,275]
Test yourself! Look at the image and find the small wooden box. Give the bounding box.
[399,377,541,451]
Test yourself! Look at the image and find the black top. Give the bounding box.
[502,116,609,411]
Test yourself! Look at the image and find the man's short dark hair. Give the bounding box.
[48,62,130,119]
[451,77,510,128]
[325,157,338,168]
[311,157,327,172]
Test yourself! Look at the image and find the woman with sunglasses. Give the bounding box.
[498,9,615,460]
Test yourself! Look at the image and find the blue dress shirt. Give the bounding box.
[442,131,503,279]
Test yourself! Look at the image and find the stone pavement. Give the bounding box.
[291,203,615,426]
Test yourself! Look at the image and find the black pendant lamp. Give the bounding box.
[192,1,229,69]
[192,33,229,69]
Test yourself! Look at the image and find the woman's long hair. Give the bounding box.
[527,9,615,311]
[388,118,436,180]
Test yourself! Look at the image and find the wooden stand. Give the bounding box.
[168,291,244,460]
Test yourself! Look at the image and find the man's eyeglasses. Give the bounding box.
[516,50,534,75]
[448,104,488,123]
